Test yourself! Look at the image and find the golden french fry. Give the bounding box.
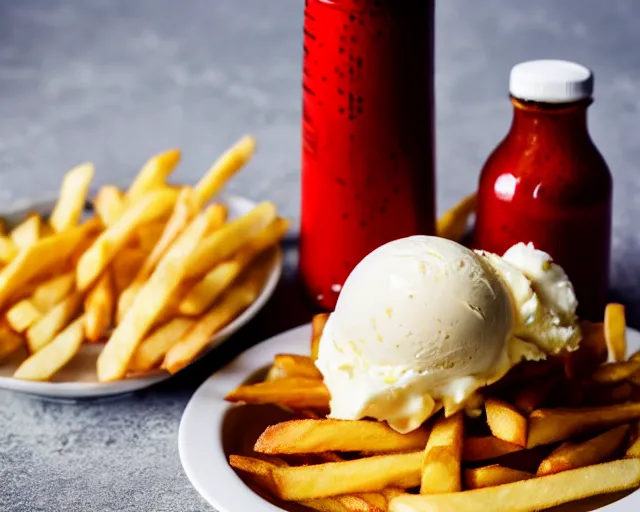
[84,270,115,342]
[27,291,82,353]
[31,271,76,311]
[304,494,386,512]
[0,219,100,310]
[0,235,18,264]
[311,313,329,361]
[630,349,640,363]
[268,354,323,381]
[49,163,94,232]
[225,378,330,409]
[111,248,146,295]
[436,193,477,242]
[97,205,220,381]
[128,317,195,373]
[605,303,626,362]
[94,186,126,227]
[389,459,640,512]
[125,149,181,204]
[6,299,43,333]
[485,398,528,447]
[134,188,201,282]
[10,214,42,249]
[421,411,464,494]
[14,316,84,381]
[528,402,640,447]
[463,464,533,490]
[184,202,278,278]
[254,419,429,455]
[231,451,423,501]
[537,424,629,476]
[178,217,288,316]
[162,259,272,374]
[0,324,24,362]
[462,436,523,462]
[513,375,560,414]
[591,361,640,384]
[626,421,640,458]
[134,221,165,252]
[195,135,256,204]
[77,188,179,291]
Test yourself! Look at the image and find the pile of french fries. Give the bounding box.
[0,135,288,382]
[227,304,640,512]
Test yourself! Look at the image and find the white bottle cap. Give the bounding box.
[509,60,594,104]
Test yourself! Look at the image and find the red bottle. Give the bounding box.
[300,0,436,310]
[475,60,612,321]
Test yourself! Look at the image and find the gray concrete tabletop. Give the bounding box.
[2,0,640,510]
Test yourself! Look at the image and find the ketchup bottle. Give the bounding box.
[300,0,436,311]
[475,60,612,321]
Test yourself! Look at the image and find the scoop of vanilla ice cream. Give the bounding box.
[315,236,581,434]
[315,236,517,433]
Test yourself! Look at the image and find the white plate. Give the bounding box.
[0,194,283,399]
[179,323,640,512]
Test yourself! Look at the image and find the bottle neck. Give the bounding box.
[509,97,591,142]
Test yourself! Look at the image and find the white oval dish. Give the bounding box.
[0,194,283,399]
[179,323,640,512]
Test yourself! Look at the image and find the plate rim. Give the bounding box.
[178,323,640,512]
[0,193,283,399]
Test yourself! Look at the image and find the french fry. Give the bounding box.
[436,193,477,243]
[6,299,43,333]
[268,354,323,381]
[125,149,181,204]
[31,271,76,311]
[630,349,640,364]
[195,135,256,204]
[537,424,629,476]
[527,402,640,447]
[178,217,289,316]
[0,324,24,362]
[184,202,277,279]
[626,421,640,458]
[133,188,201,283]
[230,451,423,501]
[254,419,429,455]
[311,313,329,361]
[513,375,560,414]
[0,218,100,310]
[485,398,528,447]
[225,378,330,409]
[421,412,464,494]
[304,493,387,512]
[77,188,179,291]
[84,270,115,342]
[10,214,42,249]
[462,436,523,462]
[13,316,84,381]
[589,382,634,406]
[134,222,165,252]
[49,163,94,232]
[162,259,272,374]
[604,303,626,362]
[27,291,83,352]
[94,186,125,227]
[97,205,220,381]
[128,317,195,373]
[389,459,640,512]
[463,465,533,490]
[0,236,18,264]
[111,248,146,295]
[591,361,640,384]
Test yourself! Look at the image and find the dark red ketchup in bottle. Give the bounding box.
[475,60,612,321]
[300,0,436,310]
